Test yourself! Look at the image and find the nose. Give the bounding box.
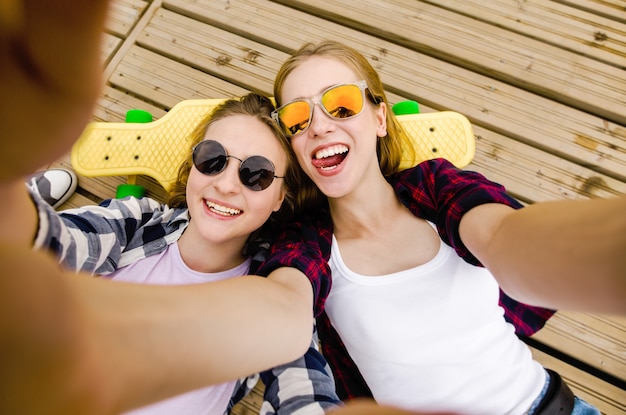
[212,161,241,194]
[307,103,334,137]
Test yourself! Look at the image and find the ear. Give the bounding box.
[376,102,387,138]
[273,188,286,212]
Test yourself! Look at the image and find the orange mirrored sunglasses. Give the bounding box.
[272,81,379,137]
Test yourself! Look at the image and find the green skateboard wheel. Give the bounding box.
[392,100,420,115]
[125,109,153,123]
[116,184,145,199]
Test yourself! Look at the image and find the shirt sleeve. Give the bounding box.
[30,188,182,274]
[390,158,523,266]
[256,212,333,318]
[259,323,341,415]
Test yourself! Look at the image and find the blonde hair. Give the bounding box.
[274,40,414,212]
[167,93,301,221]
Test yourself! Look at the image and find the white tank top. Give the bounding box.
[327,233,545,415]
[110,242,250,415]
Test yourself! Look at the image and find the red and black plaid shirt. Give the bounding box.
[259,158,555,400]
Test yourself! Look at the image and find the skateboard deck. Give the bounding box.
[71,99,475,194]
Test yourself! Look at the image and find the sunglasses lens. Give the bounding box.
[192,140,279,191]
[322,84,364,119]
[276,83,366,137]
[240,156,276,191]
[276,100,311,136]
[193,140,227,175]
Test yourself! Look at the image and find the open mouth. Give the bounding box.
[312,144,349,170]
[206,200,242,216]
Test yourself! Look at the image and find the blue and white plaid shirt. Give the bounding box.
[30,189,340,414]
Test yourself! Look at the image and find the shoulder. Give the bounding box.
[390,158,496,189]
[256,210,334,316]
[389,159,522,210]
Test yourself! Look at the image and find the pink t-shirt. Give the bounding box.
[110,242,251,415]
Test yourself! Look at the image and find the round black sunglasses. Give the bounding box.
[192,140,284,191]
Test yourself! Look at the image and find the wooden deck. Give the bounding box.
[49,1,625,413]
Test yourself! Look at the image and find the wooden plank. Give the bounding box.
[231,381,265,415]
[138,8,287,93]
[103,0,163,82]
[531,348,626,414]
[106,0,150,38]
[277,0,626,126]
[102,33,122,65]
[94,85,168,123]
[555,0,626,24]
[160,0,626,184]
[413,102,626,203]
[428,0,626,69]
[428,115,625,203]
[57,192,95,210]
[533,312,626,381]
[109,45,251,109]
[469,124,626,202]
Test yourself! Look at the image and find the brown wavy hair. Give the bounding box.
[273,40,414,213]
[166,93,301,224]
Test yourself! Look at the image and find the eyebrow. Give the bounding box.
[287,82,342,101]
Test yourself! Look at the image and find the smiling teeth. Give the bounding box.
[314,144,348,159]
[206,201,241,216]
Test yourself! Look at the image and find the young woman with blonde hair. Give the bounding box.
[263,40,625,415]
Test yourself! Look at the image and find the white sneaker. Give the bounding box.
[28,168,78,209]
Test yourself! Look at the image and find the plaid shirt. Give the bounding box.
[30,190,340,414]
[258,158,556,400]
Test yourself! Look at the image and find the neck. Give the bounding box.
[177,228,248,274]
[329,172,402,239]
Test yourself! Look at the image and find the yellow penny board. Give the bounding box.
[71,99,475,192]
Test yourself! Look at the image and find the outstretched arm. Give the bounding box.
[460,198,626,314]
[1,245,313,414]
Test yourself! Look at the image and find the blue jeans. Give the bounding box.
[527,371,600,415]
